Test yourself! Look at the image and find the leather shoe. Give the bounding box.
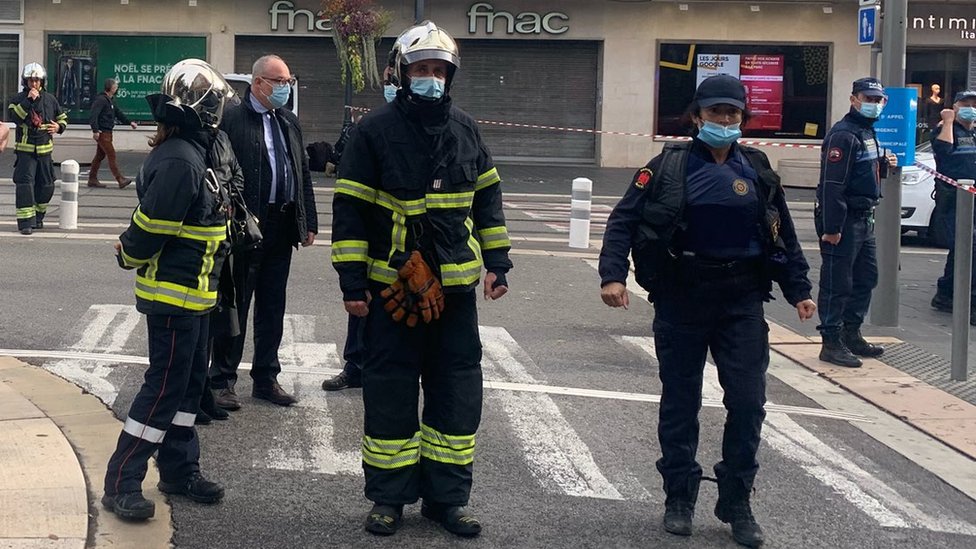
[321,369,362,391]
[87,179,107,188]
[421,503,482,537]
[101,492,155,521]
[118,178,133,189]
[252,382,297,406]
[195,411,212,425]
[214,387,241,410]
[158,472,224,504]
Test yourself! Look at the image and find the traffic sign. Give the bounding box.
[874,87,917,167]
[858,6,879,46]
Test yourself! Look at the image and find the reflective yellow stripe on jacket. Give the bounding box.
[134,275,218,311]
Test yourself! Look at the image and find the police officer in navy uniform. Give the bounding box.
[331,22,511,537]
[599,75,815,548]
[930,90,976,322]
[816,78,898,368]
[101,60,236,521]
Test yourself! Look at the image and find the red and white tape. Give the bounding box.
[344,105,823,149]
[912,161,976,195]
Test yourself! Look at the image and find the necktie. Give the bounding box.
[269,112,290,205]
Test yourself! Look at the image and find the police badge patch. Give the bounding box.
[732,178,749,196]
[634,168,653,190]
[827,147,843,162]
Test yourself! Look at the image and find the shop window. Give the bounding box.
[656,42,830,140]
[0,34,19,110]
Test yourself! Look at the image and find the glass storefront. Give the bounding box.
[907,48,968,144]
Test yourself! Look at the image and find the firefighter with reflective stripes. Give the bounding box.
[7,63,67,235]
[101,59,237,521]
[331,21,512,537]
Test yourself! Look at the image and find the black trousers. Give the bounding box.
[361,286,482,506]
[816,214,878,334]
[341,314,366,379]
[104,314,209,496]
[652,286,768,497]
[13,152,56,230]
[935,184,976,300]
[210,206,295,389]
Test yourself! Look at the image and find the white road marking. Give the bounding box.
[480,325,632,501]
[265,314,361,476]
[623,335,976,536]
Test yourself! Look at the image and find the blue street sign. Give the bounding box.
[858,6,878,46]
[874,88,917,167]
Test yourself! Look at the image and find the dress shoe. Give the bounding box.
[252,382,297,406]
[19,227,32,235]
[214,387,241,410]
[101,492,155,521]
[157,472,224,504]
[421,503,482,537]
[195,410,212,425]
[321,369,362,391]
[87,179,107,188]
[118,178,133,189]
[364,504,403,536]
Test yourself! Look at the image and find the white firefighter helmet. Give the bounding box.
[22,63,47,87]
[393,21,460,92]
[158,58,235,129]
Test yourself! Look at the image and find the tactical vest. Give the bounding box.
[632,142,788,293]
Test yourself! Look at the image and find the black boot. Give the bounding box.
[819,331,862,368]
[421,503,482,537]
[715,477,765,548]
[195,410,212,425]
[364,503,403,536]
[842,326,884,358]
[662,475,700,536]
[101,492,155,521]
[158,472,224,504]
[931,292,953,312]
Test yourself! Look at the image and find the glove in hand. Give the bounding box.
[380,279,420,327]
[380,250,445,326]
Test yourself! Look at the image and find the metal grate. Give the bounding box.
[880,342,976,404]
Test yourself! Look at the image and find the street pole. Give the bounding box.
[871,0,908,327]
[415,0,424,23]
[951,181,974,381]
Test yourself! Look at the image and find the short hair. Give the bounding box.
[252,55,284,77]
[104,78,118,92]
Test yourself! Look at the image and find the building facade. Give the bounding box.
[2,0,949,168]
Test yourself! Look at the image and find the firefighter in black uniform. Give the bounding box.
[599,75,815,548]
[930,90,976,322]
[816,78,898,368]
[7,63,67,235]
[101,59,237,521]
[331,21,512,538]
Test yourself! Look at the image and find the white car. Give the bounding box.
[901,140,950,247]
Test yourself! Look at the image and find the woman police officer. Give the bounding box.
[598,74,816,548]
[101,59,239,520]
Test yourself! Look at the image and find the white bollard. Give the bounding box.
[59,160,79,230]
[568,177,592,249]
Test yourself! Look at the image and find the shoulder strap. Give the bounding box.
[738,145,779,202]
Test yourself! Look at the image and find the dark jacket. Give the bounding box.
[89,92,131,132]
[931,120,976,183]
[599,139,812,306]
[118,130,236,316]
[816,109,888,235]
[219,88,318,245]
[331,95,512,301]
[7,88,66,155]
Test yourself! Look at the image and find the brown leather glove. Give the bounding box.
[398,251,445,324]
[380,279,420,327]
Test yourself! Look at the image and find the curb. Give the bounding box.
[0,357,173,549]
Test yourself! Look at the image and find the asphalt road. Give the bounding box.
[0,166,974,549]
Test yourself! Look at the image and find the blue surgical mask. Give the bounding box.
[268,83,290,109]
[959,106,976,122]
[697,121,742,148]
[858,101,883,119]
[409,76,445,100]
[383,84,398,103]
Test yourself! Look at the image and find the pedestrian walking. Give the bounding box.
[101,59,237,521]
[209,54,318,409]
[929,90,976,323]
[7,62,67,235]
[88,78,139,189]
[816,77,897,368]
[599,74,815,548]
[331,21,512,537]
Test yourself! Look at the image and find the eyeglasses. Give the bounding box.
[260,75,296,86]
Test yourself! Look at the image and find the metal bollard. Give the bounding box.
[951,179,974,381]
[569,177,592,249]
[59,160,80,230]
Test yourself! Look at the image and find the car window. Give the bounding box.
[916,140,932,153]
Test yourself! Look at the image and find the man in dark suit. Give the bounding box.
[210,54,318,408]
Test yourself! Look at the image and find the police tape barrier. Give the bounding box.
[569,177,592,249]
[343,105,824,149]
[951,179,974,382]
[912,161,976,195]
[59,160,79,230]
